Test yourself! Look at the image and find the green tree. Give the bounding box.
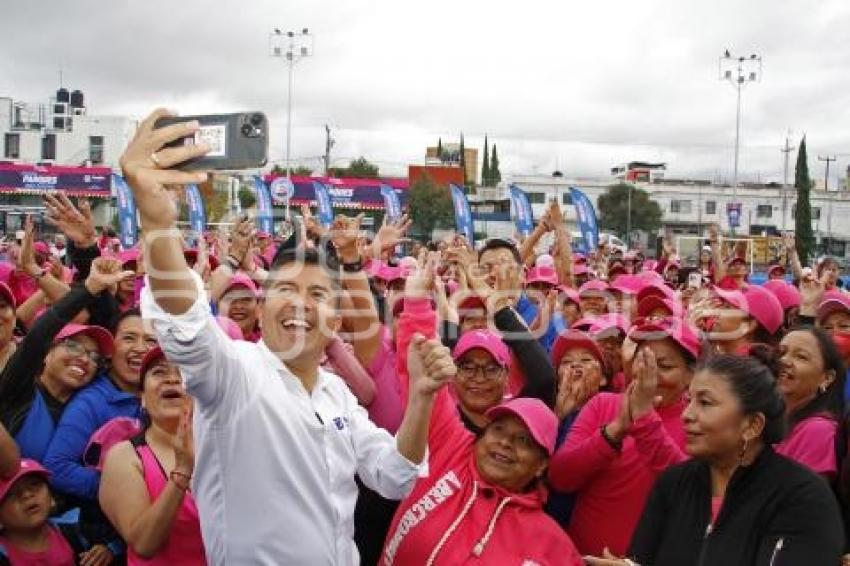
[597,183,662,238]
[481,135,490,186]
[407,173,455,240]
[459,133,467,185]
[293,166,313,176]
[238,186,257,209]
[490,144,501,185]
[330,157,380,178]
[794,135,816,264]
[437,137,443,161]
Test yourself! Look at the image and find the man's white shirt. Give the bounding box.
[141,270,423,565]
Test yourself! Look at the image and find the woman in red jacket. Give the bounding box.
[382,296,582,566]
[548,317,700,557]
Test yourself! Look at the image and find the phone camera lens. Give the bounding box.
[241,123,255,137]
[250,113,264,127]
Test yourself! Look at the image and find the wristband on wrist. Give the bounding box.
[601,424,623,452]
[169,470,192,491]
[226,255,240,270]
[341,257,363,273]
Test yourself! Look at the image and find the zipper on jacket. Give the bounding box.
[768,538,784,566]
[696,523,713,566]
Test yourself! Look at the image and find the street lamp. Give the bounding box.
[719,50,762,233]
[270,28,314,179]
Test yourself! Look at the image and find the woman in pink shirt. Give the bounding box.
[99,347,205,565]
[548,317,700,557]
[774,327,845,480]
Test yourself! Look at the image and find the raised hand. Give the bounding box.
[708,224,720,245]
[799,270,827,315]
[329,213,365,263]
[84,256,135,296]
[491,262,522,311]
[405,250,439,299]
[193,232,210,278]
[173,405,194,478]
[44,193,97,247]
[17,215,41,277]
[407,333,456,397]
[627,347,661,422]
[301,203,326,240]
[228,216,255,266]
[373,214,412,254]
[782,231,796,254]
[119,109,210,231]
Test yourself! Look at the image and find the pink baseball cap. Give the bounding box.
[726,256,747,268]
[817,291,850,322]
[636,281,676,303]
[256,231,272,240]
[712,284,784,335]
[579,280,609,296]
[761,280,800,311]
[525,265,559,287]
[222,274,260,298]
[551,329,606,369]
[83,417,143,472]
[33,241,50,255]
[569,317,596,331]
[452,330,511,367]
[767,264,786,277]
[609,275,642,295]
[590,313,631,337]
[0,459,50,502]
[628,317,701,360]
[572,264,589,276]
[54,323,114,357]
[637,295,682,319]
[485,398,558,455]
[557,286,580,307]
[572,253,587,264]
[118,248,140,267]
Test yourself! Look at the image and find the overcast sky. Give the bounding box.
[2,0,849,183]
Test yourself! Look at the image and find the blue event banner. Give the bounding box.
[112,174,138,248]
[379,184,401,221]
[312,181,333,228]
[450,183,474,243]
[508,184,534,237]
[569,187,599,254]
[185,184,206,235]
[253,177,274,234]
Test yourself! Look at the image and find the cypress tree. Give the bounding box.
[481,135,490,186]
[491,144,501,185]
[437,137,443,161]
[459,133,467,185]
[794,135,816,265]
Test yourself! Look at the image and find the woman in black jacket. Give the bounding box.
[587,353,844,566]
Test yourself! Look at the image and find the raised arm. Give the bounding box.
[494,305,557,408]
[119,109,210,315]
[18,215,70,304]
[709,224,725,282]
[784,231,804,280]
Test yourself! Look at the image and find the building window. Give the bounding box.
[3,134,20,159]
[562,193,573,205]
[526,192,546,204]
[756,205,772,218]
[705,201,716,215]
[41,134,56,160]
[89,136,104,164]
[670,200,692,214]
[792,205,822,220]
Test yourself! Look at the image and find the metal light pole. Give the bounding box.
[270,28,314,179]
[719,50,762,234]
[626,183,632,248]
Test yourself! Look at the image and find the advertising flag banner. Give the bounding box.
[253,176,274,234]
[185,184,206,235]
[569,187,599,254]
[112,174,138,248]
[312,181,333,228]
[508,184,534,237]
[380,184,401,221]
[449,183,474,243]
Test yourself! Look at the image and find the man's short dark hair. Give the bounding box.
[267,246,342,295]
[477,238,521,264]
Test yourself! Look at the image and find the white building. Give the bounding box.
[0,89,137,169]
[471,173,850,260]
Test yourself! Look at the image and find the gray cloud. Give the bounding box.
[2,0,849,181]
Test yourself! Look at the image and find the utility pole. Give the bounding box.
[323,124,335,176]
[818,155,837,192]
[270,28,314,179]
[780,134,795,231]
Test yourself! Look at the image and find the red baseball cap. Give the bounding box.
[485,398,558,455]
[183,249,220,271]
[54,323,114,357]
[452,330,511,367]
[817,291,850,322]
[0,459,50,502]
[712,285,784,335]
[551,329,606,369]
[628,317,701,360]
[525,266,559,287]
[762,280,800,311]
[637,295,682,319]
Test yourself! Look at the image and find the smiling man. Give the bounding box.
[125,109,453,565]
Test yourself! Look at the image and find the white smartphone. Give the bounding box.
[688,272,703,289]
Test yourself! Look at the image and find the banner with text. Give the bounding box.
[253,176,274,234]
[380,184,402,222]
[450,183,474,243]
[569,187,599,254]
[508,184,534,237]
[312,181,333,228]
[112,174,138,248]
[185,184,206,235]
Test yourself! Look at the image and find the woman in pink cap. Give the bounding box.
[381,293,582,565]
[99,346,205,565]
[762,279,801,332]
[700,285,784,354]
[774,327,845,480]
[549,317,700,557]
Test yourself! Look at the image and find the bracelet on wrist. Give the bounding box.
[601,424,623,452]
[169,470,192,491]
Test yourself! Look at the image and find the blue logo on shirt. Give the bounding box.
[333,417,347,431]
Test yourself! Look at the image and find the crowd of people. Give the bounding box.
[0,109,845,564]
